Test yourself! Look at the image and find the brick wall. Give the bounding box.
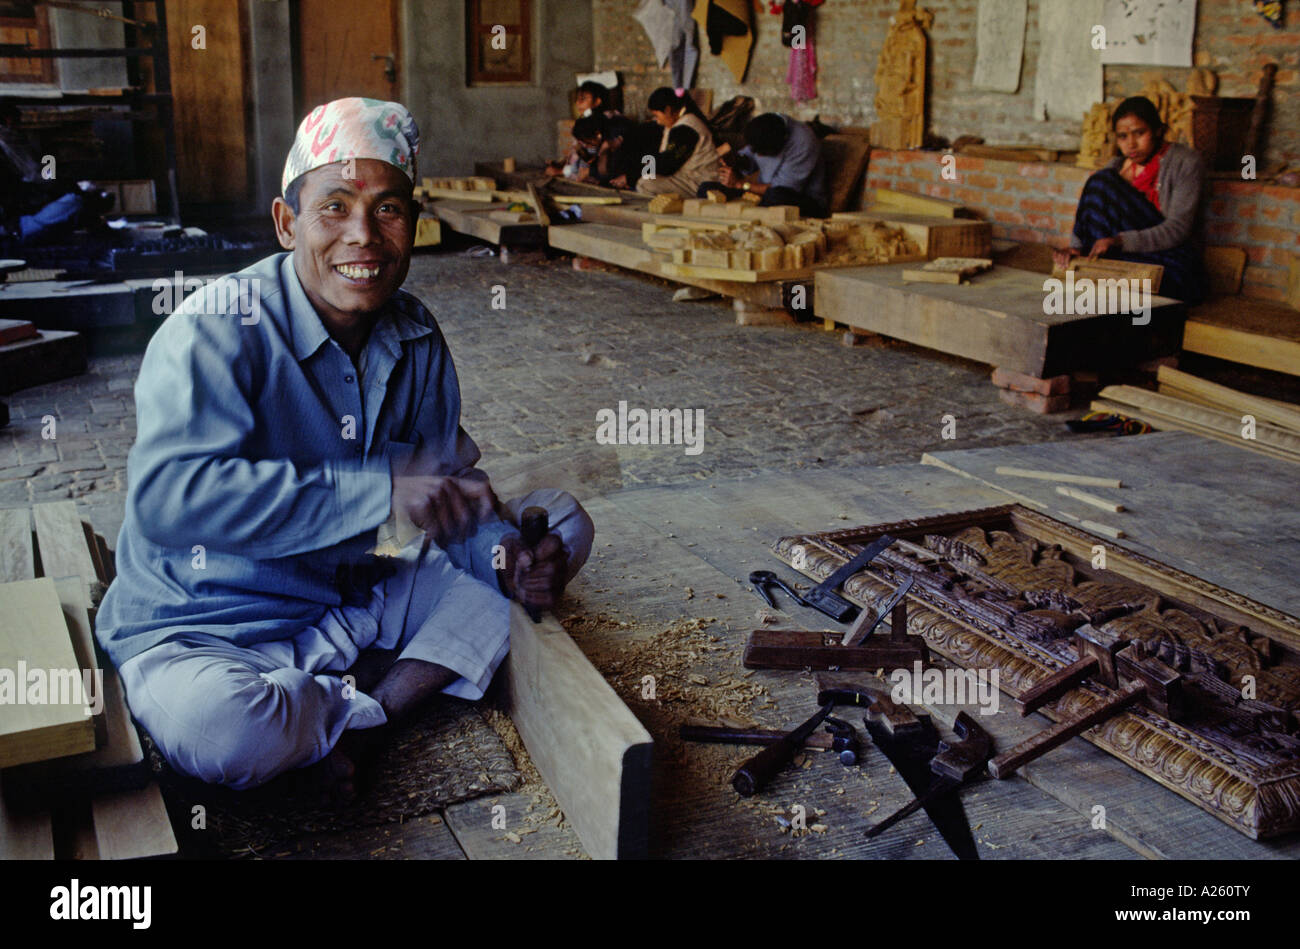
[866,150,1300,301]
[593,0,1300,170]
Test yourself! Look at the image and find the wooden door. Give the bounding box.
[296,0,400,112]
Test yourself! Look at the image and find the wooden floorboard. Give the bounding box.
[922,431,1300,616]
[570,460,1300,858]
[443,791,588,859]
[272,815,466,860]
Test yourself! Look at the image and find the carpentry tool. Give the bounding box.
[748,569,811,611]
[680,723,836,750]
[731,701,834,797]
[800,533,898,622]
[864,711,992,845]
[823,717,860,766]
[743,573,927,670]
[988,625,1183,779]
[519,505,550,622]
[814,678,981,859]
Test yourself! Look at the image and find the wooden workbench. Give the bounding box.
[815,263,1187,377]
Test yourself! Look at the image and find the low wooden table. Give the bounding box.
[815,263,1187,378]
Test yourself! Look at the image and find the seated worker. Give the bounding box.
[545,80,634,180]
[1053,96,1208,305]
[549,116,638,187]
[95,98,595,798]
[634,87,721,199]
[697,112,830,219]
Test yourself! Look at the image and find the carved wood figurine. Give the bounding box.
[1076,101,1118,170]
[870,0,933,151]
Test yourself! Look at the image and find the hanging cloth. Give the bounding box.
[692,0,754,83]
[667,0,700,89]
[633,0,677,66]
[787,32,817,102]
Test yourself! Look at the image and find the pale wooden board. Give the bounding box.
[0,508,34,583]
[443,792,587,860]
[90,783,178,860]
[501,604,653,860]
[587,472,1137,858]
[430,199,543,245]
[548,223,789,309]
[923,431,1300,618]
[52,577,105,749]
[32,501,99,603]
[0,578,97,768]
[0,511,53,856]
[815,263,1185,377]
[273,815,465,860]
[1182,296,1300,376]
[0,773,53,859]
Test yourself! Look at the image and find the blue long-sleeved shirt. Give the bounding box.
[95,252,514,668]
[738,115,828,210]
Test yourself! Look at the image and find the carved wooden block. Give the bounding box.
[773,505,1300,839]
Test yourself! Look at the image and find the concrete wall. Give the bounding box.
[593,0,1300,170]
[243,0,594,195]
[403,0,595,177]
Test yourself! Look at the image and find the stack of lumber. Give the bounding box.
[417,176,622,208]
[864,187,967,218]
[0,502,177,860]
[831,211,991,260]
[656,216,923,282]
[1092,366,1300,464]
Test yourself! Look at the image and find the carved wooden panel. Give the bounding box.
[774,505,1300,839]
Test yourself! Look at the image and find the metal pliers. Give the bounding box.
[748,570,810,611]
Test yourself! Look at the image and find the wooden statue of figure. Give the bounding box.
[1076,101,1118,169]
[870,0,934,151]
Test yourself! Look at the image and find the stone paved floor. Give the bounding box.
[0,249,1080,545]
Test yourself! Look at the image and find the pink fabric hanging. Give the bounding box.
[787,31,817,102]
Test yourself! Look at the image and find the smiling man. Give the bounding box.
[95,98,593,798]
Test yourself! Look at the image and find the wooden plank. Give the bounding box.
[5,579,147,803]
[0,578,97,768]
[90,783,178,860]
[0,507,34,582]
[1157,365,1300,432]
[1182,296,1300,376]
[275,814,465,860]
[868,187,964,217]
[1097,386,1300,454]
[816,263,1185,377]
[443,792,587,860]
[0,320,38,346]
[52,577,106,749]
[832,211,992,259]
[33,501,99,606]
[822,133,872,213]
[501,604,653,860]
[993,466,1122,488]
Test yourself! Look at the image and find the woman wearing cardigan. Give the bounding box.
[1054,96,1209,305]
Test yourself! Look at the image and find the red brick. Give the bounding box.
[981,192,1017,208]
[997,387,1071,414]
[964,172,1000,189]
[1025,214,1058,230]
[955,156,985,172]
[1054,201,1078,218]
[992,367,1071,395]
[1020,198,1054,214]
[1208,221,1242,240]
[1247,223,1299,244]
[1018,163,1051,178]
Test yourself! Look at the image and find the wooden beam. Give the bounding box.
[33,501,100,605]
[90,783,178,860]
[0,508,34,586]
[1181,297,1300,377]
[993,466,1123,488]
[500,604,652,860]
[0,578,97,768]
[1156,365,1300,432]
